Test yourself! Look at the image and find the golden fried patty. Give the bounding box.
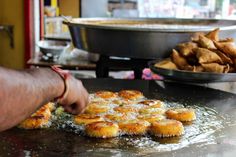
[137,114,165,123]
[139,107,165,115]
[85,103,110,114]
[18,104,52,129]
[95,90,117,99]
[165,108,196,122]
[74,114,104,125]
[114,106,139,114]
[139,100,164,108]
[118,119,150,135]
[85,121,119,138]
[149,119,184,137]
[104,113,131,122]
[118,90,143,100]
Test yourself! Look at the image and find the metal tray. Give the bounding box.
[64,18,236,59]
[149,60,236,83]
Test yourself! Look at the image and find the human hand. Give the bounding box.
[59,76,89,114]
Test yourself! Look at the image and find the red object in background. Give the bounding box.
[40,0,44,39]
[125,68,163,80]
[24,0,34,68]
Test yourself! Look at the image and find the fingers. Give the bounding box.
[61,77,89,115]
[64,88,89,115]
[63,105,73,113]
[64,98,87,115]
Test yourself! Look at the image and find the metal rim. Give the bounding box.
[63,18,236,33]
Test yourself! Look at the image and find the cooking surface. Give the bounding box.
[1,79,236,157]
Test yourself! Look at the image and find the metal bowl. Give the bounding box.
[64,18,236,59]
[38,40,70,57]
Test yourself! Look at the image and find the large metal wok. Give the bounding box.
[64,18,236,59]
[1,79,236,156]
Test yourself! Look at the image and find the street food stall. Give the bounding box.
[1,0,236,157]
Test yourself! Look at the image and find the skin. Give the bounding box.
[0,67,89,131]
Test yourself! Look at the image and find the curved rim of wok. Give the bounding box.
[63,17,236,33]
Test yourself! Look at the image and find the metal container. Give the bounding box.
[38,40,70,57]
[64,18,236,59]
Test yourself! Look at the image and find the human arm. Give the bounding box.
[0,67,88,131]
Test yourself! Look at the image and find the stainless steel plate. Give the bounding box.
[149,60,236,83]
[64,18,236,59]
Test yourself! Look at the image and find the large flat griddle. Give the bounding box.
[1,79,236,157]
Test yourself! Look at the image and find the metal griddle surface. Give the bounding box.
[1,79,236,157]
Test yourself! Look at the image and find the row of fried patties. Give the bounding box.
[18,90,196,138]
[76,90,196,138]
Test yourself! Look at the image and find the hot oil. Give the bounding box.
[112,104,226,154]
[51,102,227,155]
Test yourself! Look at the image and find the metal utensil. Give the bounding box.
[64,18,236,59]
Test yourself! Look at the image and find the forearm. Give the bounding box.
[0,67,64,131]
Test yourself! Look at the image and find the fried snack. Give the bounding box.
[149,119,184,137]
[229,65,236,72]
[219,38,234,43]
[191,32,205,42]
[233,58,236,69]
[214,41,236,58]
[138,100,165,108]
[154,58,178,70]
[118,119,150,135]
[114,106,139,114]
[104,113,129,122]
[138,114,165,123]
[197,35,216,49]
[118,90,144,100]
[112,99,134,105]
[211,49,233,65]
[205,28,219,41]
[193,65,204,72]
[74,114,104,125]
[154,28,236,74]
[171,49,193,70]
[177,42,198,57]
[95,91,117,99]
[19,104,51,129]
[186,55,199,65]
[85,121,119,138]
[230,58,236,72]
[194,48,223,64]
[201,63,230,73]
[165,108,196,122]
[85,103,110,114]
[139,107,165,115]
[89,96,108,103]
[45,102,56,111]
